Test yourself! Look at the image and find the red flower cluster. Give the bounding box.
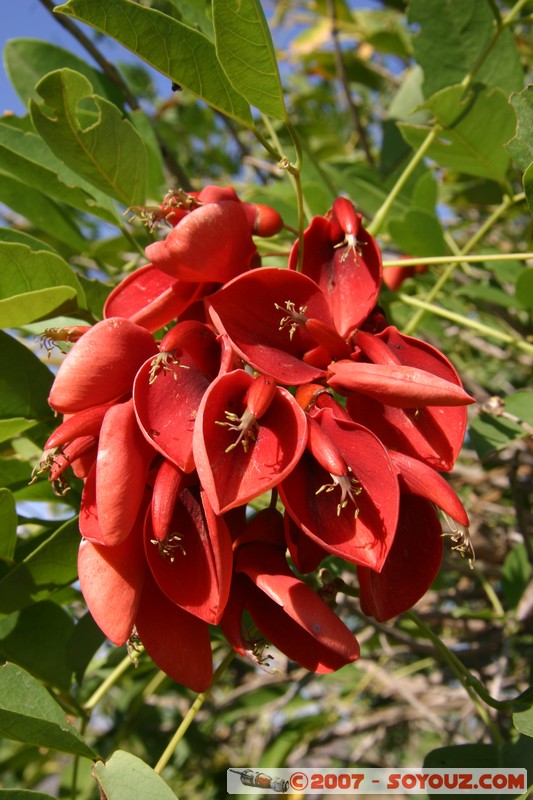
[38,187,473,692]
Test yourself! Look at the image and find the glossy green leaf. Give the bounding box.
[0,663,97,759]
[399,85,515,184]
[388,208,447,257]
[92,751,179,800]
[0,489,17,562]
[55,0,253,126]
[0,174,86,251]
[0,518,80,615]
[0,332,53,422]
[409,0,523,99]
[4,38,125,109]
[0,601,75,690]
[213,0,286,119]
[0,122,118,224]
[30,69,148,206]
[506,86,533,172]
[0,243,86,327]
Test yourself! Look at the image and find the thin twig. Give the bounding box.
[326,0,374,164]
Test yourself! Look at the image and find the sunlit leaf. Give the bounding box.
[399,85,515,184]
[409,0,523,98]
[92,751,178,800]
[4,38,125,109]
[0,243,86,327]
[55,0,253,126]
[213,0,287,119]
[0,663,97,758]
[506,86,533,173]
[30,69,148,206]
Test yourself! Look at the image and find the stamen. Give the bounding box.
[333,232,365,263]
[151,532,186,562]
[30,449,70,496]
[441,513,475,569]
[148,352,190,384]
[274,300,308,340]
[316,469,362,517]
[215,408,258,453]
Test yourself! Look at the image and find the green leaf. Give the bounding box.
[502,544,532,610]
[506,391,533,427]
[0,331,53,422]
[30,69,148,206]
[0,663,97,759]
[0,174,86,252]
[213,0,286,119]
[4,38,125,110]
[506,86,533,172]
[388,208,447,257]
[399,85,515,184]
[0,228,57,253]
[513,705,533,739]
[468,415,522,462]
[0,489,17,562]
[92,751,179,800]
[0,419,38,446]
[0,601,75,691]
[55,0,253,126]
[67,612,106,684]
[523,162,533,218]
[0,243,86,326]
[0,122,118,224]
[0,518,79,615]
[409,0,523,99]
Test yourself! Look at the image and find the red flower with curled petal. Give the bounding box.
[343,326,472,470]
[193,369,308,514]
[208,267,349,385]
[221,540,359,673]
[279,407,400,572]
[289,197,382,338]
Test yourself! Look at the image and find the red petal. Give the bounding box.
[78,516,147,645]
[49,318,157,413]
[193,370,308,514]
[144,202,257,283]
[289,215,382,338]
[358,495,443,621]
[237,544,360,673]
[133,351,212,473]
[279,408,399,571]
[144,487,232,624]
[104,263,209,333]
[207,267,334,385]
[96,400,155,545]
[135,573,213,691]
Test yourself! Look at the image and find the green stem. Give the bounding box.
[383,251,533,268]
[153,650,235,775]
[397,293,533,356]
[83,651,136,712]
[286,120,306,272]
[367,126,441,237]
[405,611,512,727]
[402,193,524,335]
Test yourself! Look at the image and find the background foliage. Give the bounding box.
[1,0,533,797]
